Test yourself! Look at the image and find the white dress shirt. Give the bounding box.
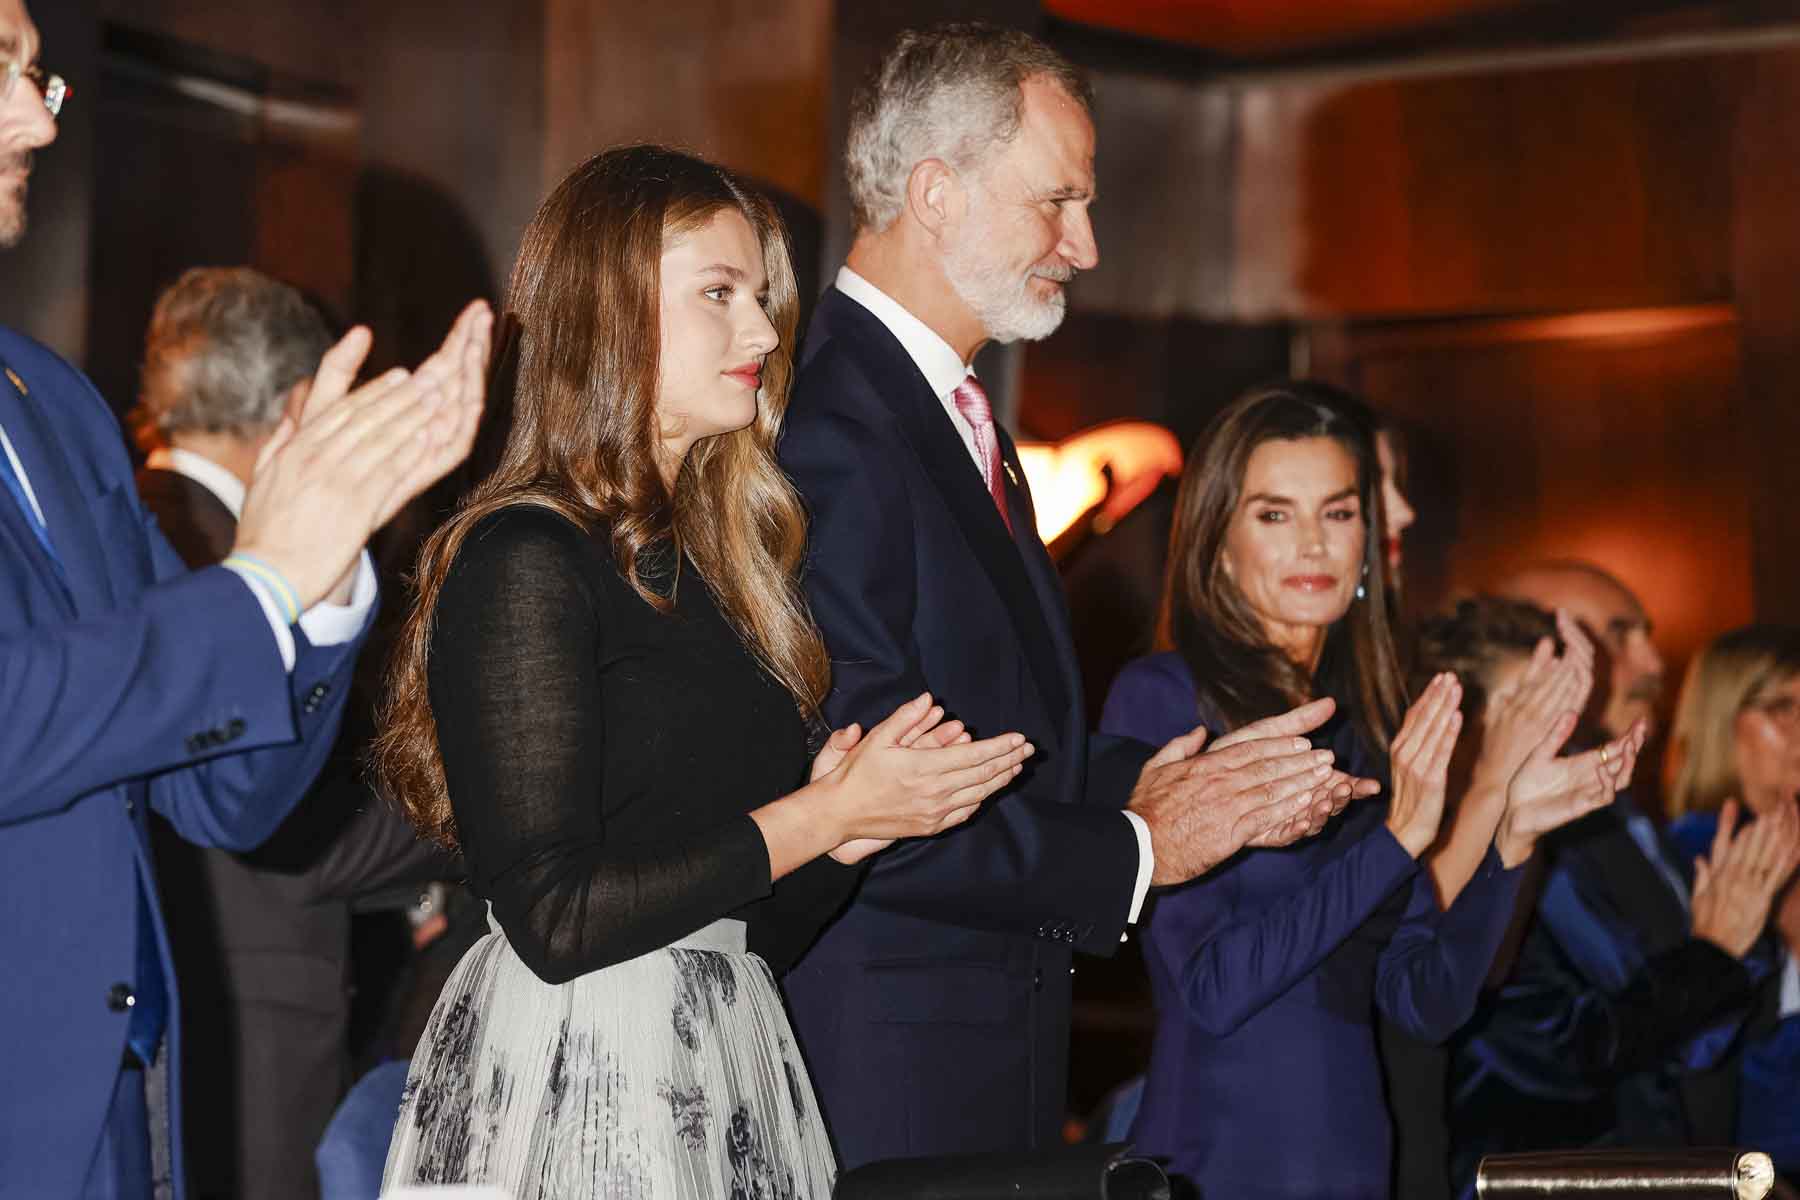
[145,445,376,670]
[834,266,1156,928]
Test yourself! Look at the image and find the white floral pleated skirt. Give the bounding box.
[382,917,837,1199]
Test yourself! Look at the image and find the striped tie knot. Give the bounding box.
[952,376,993,427]
[949,375,1011,535]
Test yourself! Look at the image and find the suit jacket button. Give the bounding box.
[124,798,135,815]
[185,734,203,755]
[226,717,245,739]
[107,983,134,1012]
[1035,923,1047,939]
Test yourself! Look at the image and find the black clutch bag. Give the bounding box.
[832,1143,1169,1200]
[1476,1149,1777,1198]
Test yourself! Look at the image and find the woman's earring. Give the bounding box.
[1355,563,1368,601]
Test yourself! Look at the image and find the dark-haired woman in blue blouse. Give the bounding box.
[1102,382,1644,1198]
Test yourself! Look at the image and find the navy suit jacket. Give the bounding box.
[777,286,1152,1166]
[0,328,366,1199]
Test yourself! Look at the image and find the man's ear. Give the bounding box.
[906,158,961,242]
[281,378,313,425]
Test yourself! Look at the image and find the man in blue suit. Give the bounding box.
[0,5,490,1193]
[779,23,1369,1166]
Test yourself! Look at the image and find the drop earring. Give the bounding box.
[1355,563,1368,601]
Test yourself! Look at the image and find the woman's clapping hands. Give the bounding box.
[806,694,1033,865]
[1489,611,1644,867]
[1691,798,1800,958]
[1385,672,1465,858]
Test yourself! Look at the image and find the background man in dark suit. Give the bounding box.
[0,5,490,1194]
[130,267,454,1200]
[779,23,1372,1166]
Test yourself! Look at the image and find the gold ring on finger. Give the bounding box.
[1599,745,1611,766]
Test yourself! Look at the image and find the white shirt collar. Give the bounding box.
[147,446,247,518]
[835,266,975,400]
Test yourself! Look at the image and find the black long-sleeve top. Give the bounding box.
[427,506,858,983]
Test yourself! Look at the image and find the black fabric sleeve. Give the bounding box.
[428,508,773,983]
[740,855,865,976]
[1577,938,1755,1076]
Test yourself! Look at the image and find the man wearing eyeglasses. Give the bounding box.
[0,3,59,245]
[0,2,491,1197]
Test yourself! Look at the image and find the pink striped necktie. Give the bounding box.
[951,375,1012,535]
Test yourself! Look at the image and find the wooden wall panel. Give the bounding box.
[543,0,832,209]
[1326,311,1755,746]
[1731,53,1800,620]
[1233,53,1736,318]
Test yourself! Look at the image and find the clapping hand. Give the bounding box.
[1474,611,1594,791]
[1487,610,1643,867]
[813,694,1032,865]
[1129,697,1382,886]
[815,699,980,864]
[1384,673,1465,858]
[1692,798,1800,958]
[234,300,493,610]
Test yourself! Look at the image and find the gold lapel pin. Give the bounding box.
[1003,460,1021,488]
[3,367,26,397]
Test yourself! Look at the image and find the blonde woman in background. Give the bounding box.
[1666,626,1800,1178]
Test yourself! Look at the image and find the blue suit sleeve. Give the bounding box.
[1375,847,1524,1043]
[781,402,1139,955]
[0,358,369,846]
[1099,655,1206,750]
[1150,826,1419,1037]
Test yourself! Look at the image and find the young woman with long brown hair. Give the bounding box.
[373,145,1032,1197]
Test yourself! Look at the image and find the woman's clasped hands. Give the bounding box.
[807,693,1033,865]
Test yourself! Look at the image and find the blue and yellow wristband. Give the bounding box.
[222,552,302,625]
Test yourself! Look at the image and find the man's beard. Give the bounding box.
[942,198,1072,345]
[0,155,31,249]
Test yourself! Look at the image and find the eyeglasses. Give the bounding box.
[3,59,66,119]
[1744,695,1800,729]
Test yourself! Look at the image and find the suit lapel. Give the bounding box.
[0,362,83,613]
[821,290,1071,723]
[3,360,119,614]
[996,426,1078,722]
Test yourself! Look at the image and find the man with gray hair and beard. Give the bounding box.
[779,21,1374,1166]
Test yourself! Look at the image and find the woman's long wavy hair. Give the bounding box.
[1159,380,1405,752]
[1666,625,1800,819]
[374,144,830,849]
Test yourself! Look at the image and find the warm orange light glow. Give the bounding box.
[1016,421,1184,544]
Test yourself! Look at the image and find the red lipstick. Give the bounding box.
[1282,575,1338,592]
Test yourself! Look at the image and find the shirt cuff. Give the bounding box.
[223,551,377,674]
[297,551,378,648]
[1122,808,1155,937]
[224,561,299,673]
[1781,952,1800,1019]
